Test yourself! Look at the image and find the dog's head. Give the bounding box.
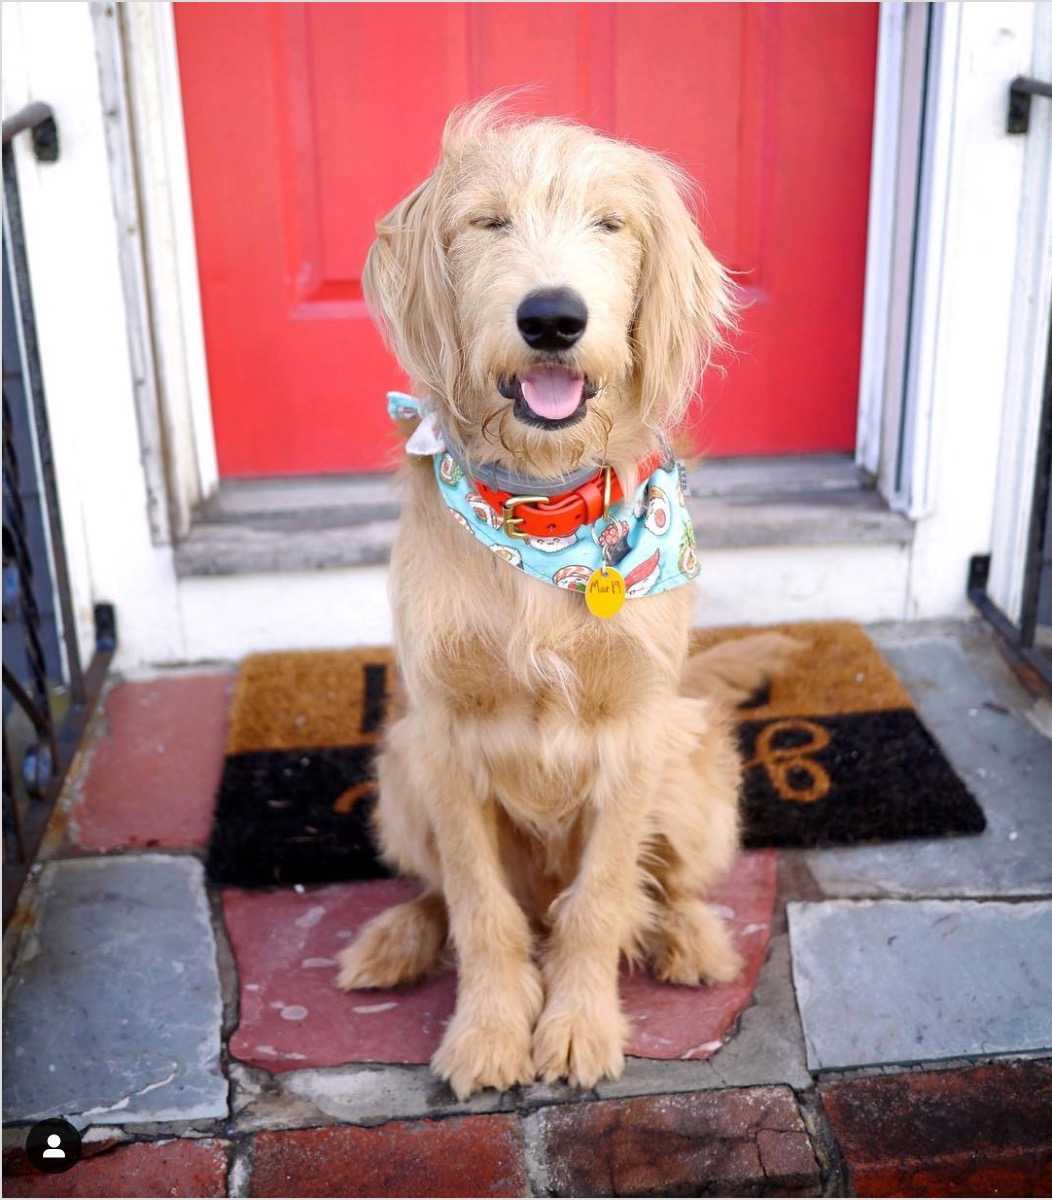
[364,97,731,478]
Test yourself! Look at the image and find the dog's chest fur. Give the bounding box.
[431,631,636,827]
[392,473,692,832]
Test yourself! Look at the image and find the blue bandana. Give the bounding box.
[388,392,700,600]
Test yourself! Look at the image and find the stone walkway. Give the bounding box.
[3,620,1051,1197]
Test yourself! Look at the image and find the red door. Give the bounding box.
[175,3,877,477]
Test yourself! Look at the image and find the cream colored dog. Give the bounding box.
[336,99,794,1099]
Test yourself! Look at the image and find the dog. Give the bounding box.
[336,98,797,1099]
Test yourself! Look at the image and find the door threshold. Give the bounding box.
[174,455,913,578]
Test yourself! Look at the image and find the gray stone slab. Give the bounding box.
[229,1061,505,1132]
[806,630,1052,898]
[788,898,1052,1071]
[3,855,227,1125]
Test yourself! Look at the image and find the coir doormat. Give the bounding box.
[206,621,986,887]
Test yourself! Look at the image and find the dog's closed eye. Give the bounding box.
[470,214,511,232]
[593,214,625,233]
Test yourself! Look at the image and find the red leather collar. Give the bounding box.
[473,451,666,541]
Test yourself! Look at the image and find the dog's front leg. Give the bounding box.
[532,730,653,1088]
[426,750,543,1099]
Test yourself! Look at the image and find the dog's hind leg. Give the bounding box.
[648,703,744,986]
[337,718,448,990]
[650,852,743,986]
[336,892,448,990]
[368,715,444,886]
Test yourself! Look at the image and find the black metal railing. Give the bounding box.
[968,309,1052,689]
[3,104,117,926]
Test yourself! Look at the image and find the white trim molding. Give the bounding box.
[858,2,935,505]
[895,1,962,522]
[89,0,172,544]
[987,4,1052,627]
[856,1,906,478]
[120,1,219,534]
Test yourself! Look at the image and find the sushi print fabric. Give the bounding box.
[388,391,700,600]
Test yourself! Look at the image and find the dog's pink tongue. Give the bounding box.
[521,369,584,420]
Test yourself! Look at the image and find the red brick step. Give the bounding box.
[819,1060,1052,1197]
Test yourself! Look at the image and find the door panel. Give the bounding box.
[175,3,877,476]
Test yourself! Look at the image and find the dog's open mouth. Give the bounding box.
[498,368,597,430]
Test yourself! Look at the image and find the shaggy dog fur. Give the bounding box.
[336,99,797,1098]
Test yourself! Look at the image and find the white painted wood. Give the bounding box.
[1,1,185,668]
[987,4,1052,626]
[88,1,173,545]
[876,3,931,505]
[905,2,1039,618]
[896,2,962,521]
[178,568,394,660]
[120,1,219,532]
[174,544,911,663]
[857,2,906,477]
[694,544,910,629]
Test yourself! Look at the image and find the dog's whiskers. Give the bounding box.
[481,404,510,452]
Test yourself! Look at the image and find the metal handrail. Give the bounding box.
[3,102,115,926]
[1007,75,1052,135]
[2,101,52,142]
[2,102,58,161]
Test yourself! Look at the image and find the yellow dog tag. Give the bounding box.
[585,566,625,619]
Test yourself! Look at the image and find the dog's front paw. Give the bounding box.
[432,1014,536,1100]
[532,1003,628,1089]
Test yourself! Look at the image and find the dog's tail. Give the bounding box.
[682,632,804,707]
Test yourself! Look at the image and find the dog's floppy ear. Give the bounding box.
[632,152,733,428]
[363,170,460,408]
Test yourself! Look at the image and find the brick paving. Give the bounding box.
[531,1089,821,1197]
[249,1116,527,1197]
[3,629,1052,1197]
[820,1060,1052,1197]
[69,673,232,852]
[3,1138,231,1198]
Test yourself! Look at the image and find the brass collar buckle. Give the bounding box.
[502,494,548,539]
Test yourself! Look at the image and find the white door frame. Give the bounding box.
[855,0,907,480]
[117,1,219,537]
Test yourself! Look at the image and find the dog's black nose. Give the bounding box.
[516,288,588,351]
